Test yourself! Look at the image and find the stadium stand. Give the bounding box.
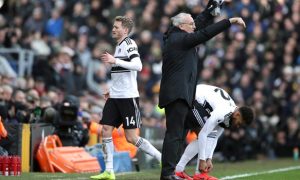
[0,0,299,172]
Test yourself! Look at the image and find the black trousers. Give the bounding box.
[161,99,189,177]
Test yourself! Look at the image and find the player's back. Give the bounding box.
[195,84,236,114]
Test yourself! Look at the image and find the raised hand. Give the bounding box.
[229,17,246,28]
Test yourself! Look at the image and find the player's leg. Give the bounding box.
[91,99,121,180]
[175,128,199,180]
[175,139,198,172]
[125,129,161,162]
[179,102,211,179]
[101,125,115,173]
[176,110,201,174]
[120,98,162,162]
[174,139,197,180]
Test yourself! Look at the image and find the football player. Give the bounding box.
[175,84,254,180]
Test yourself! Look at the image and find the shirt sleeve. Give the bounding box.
[194,9,214,31]
[198,112,220,160]
[182,19,231,49]
[205,126,224,159]
[115,41,142,71]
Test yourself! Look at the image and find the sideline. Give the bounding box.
[220,166,300,179]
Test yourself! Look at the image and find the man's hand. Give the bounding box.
[229,17,246,28]
[206,159,214,172]
[103,91,110,101]
[101,52,116,64]
[199,159,207,172]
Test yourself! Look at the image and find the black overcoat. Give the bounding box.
[159,11,231,108]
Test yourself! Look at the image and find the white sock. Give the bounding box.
[195,158,200,174]
[175,139,198,172]
[102,137,114,172]
[135,137,161,162]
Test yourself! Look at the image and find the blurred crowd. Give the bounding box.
[0,0,299,161]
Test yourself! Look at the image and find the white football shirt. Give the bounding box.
[110,37,142,98]
[194,84,237,160]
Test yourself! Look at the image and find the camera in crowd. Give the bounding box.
[0,94,89,147]
[53,95,89,147]
[57,95,80,126]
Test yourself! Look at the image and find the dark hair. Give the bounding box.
[239,106,254,125]
[115,16,134,33]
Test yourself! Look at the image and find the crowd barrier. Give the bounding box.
[0,123,165,173]
[0,123,54,172]
[0,48,34,77]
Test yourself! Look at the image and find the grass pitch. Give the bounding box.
[3,158,300,179]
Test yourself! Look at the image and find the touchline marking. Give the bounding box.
[220,166,300,180]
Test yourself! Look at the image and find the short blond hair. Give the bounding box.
[115,16,134,34]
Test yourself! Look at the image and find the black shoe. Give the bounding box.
[160,174,184,180]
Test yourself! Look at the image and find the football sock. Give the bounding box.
[176,139,198,172]
[103,137,114,172]
[195,158,200,174]
[135,137,162,162]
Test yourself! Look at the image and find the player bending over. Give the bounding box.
[175,84,254,180]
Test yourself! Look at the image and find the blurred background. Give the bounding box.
[0,0,299,172]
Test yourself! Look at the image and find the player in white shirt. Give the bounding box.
[175,84,254,180]
[91,16,161,180]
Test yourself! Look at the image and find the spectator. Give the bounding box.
[24,7,44,34]
[45,9,64,38]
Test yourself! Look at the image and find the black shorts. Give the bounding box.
[100,98,141,129]
[184,100,209,130]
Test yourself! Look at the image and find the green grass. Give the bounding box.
[3,158,300,179]
[238,170,300,180]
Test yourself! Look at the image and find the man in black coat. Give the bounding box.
[158,1,246,179]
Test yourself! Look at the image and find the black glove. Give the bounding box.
[206,0,225,16]
[205,0,219,13]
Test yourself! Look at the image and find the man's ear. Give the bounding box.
[178,24,184,31]
[124,28,129,35]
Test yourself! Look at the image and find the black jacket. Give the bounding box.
[159,11,231,108]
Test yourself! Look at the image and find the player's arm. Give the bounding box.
[206,126,224,159]
[115,44,142,71]
[205,126,224,172]
[198,114,218,171]
[101,51,142,71]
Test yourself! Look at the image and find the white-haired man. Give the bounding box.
[159,0,246,179]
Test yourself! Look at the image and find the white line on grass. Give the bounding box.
[220,166,300,180]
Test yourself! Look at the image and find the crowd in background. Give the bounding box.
[0,0,299,161]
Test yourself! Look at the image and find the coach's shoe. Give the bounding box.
[175,171,193,180]
[90,171,116,180]
[193,172,218,180]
